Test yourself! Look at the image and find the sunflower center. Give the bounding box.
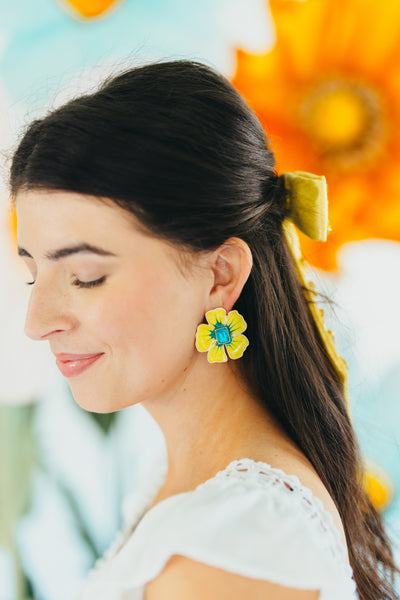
[308,88,366,146]
[299,78,387,170]
[215,326,231,344]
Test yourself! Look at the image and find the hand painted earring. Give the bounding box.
[195,307,249,363]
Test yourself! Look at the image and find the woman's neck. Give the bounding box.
[141,353,294,501]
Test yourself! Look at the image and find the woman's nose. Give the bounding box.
[24,279,75,340]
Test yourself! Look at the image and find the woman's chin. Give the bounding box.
[68,389,116,414]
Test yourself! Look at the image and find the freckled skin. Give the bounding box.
[16,187,336,542]
[16,189,210,414]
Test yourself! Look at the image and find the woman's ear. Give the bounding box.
[206,237,253,313]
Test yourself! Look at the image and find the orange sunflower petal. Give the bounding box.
[233,48,296,122]
[232,1,400,271]
[269,0,334,80]
[61,0,122,18]
[342,0,400,73]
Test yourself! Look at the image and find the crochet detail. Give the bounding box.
[85,457,356,592]
[195,459,354,581]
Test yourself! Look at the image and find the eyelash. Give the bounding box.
[26,276,106,289]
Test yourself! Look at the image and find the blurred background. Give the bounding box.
[0,1,400,598]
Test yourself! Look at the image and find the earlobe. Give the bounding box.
[207,237,252,314]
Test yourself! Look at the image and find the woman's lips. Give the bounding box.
[55,353,104,377]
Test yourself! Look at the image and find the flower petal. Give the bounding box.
[226,334,249,360]
[226,310,247,335]
[207,343,228,363]
[205,308,226,327]
[270,0,329,80]
[195,324,215,352]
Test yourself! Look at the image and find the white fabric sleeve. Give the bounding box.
[105,475,358,599]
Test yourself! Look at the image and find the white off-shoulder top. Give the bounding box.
[75,457,359,599]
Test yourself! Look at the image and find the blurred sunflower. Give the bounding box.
[232,0,400,271]
[363,458,395,514]
[58,0,124,19]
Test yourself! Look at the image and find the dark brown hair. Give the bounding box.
[8,58,400,599]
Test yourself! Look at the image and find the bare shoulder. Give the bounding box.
[145,554,320,600]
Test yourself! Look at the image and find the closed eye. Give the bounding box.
[26,276,107,289]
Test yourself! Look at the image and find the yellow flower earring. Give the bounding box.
[195,307,249,363]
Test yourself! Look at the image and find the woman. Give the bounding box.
[9,59,399,599]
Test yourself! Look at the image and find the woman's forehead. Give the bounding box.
[15,188,185,266]
[16,189,139,231]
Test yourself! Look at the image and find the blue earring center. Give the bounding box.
[215,326,231,345]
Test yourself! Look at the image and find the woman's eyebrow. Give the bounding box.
[17,243,118,261]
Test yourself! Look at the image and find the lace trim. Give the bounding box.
[196,459,355,583]
[85,457,356,591]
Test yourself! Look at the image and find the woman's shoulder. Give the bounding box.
[262,452,348,551]
[120,457,356,592]
[186,449,348,555]
[145,554,321,600]
[131,454,349,566]
[79,455,358,600]
[182,455,348,559]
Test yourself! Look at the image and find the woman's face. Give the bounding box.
[16,189,210,412]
